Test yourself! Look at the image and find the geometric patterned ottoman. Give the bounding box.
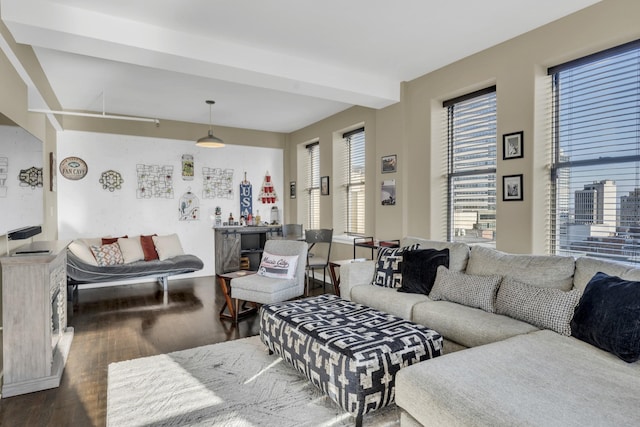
[259,294,442,426]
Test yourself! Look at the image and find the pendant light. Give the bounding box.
[196,100,225,147]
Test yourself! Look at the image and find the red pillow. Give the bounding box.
[140,234,159,261]
[102,235,128,245]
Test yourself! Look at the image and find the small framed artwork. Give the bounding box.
[503,131,523,160]
[49,152,57,192]
[290,181,296,199]
[321,176,330,195]
[503,174,523,201]
[381,154,397,173]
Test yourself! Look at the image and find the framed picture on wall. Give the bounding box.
[381,154,397,173]
[290,181,296,199]
[321,176,330,195]
[503,174,523,201]
[503,131,523,160]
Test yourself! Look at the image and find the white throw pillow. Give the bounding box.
[68,240,98,266]
[257,252,299,279]
[117,236,145,264]
[152,234,185,261]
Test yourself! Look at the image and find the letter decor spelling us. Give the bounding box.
[59,156,88,180]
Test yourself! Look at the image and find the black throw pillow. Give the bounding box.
[397,248,449,295]
[570,271,640,363]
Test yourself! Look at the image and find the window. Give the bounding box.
[444,87,497,244]
[339,127,365,235]
[549,40,640,263]
[305,142,320,229]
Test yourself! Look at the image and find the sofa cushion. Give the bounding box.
[429,266,502,313]
[465,246,575,291]
[574,256,640,291]
[257,252,299,279]
[372,244,420,288]
[571,272,640,363]
[395,330,640,427]
[497,277,581,336]
[68,240,98,266]
[90,242,124,266]
[411,300,538,348]
[140,234,159,261]
[152,234,185,261]
[350,285,428,319]
[400,237,470,272]
[397,248,449,295]
[117,236,145,264]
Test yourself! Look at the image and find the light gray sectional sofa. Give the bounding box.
[339,237,640,427]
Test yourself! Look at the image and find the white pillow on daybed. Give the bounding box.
[152,234,185,261]
[118,236,145,263]
[68,240,99,266]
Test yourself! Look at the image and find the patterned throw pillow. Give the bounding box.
[90,242,124,266]
[497,277,582,336]
[257,252,299,279]
[372,244,420,288]
[429,266,502,313]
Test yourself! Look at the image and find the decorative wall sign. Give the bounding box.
[18,166,43,189]
[320,176,329,196]
[240,172,253,218]
[181,154,194,180]
[202,167,234,199]
[0,157,8,197]
[99,170,124,192]
[59,156,88,180]
[49,152,57,192]
[259,171,278,203]
[179,190,199,221]
[136,164,174,199]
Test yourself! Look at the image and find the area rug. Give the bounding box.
[107,335,399,426]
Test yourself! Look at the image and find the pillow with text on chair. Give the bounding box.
[258,252,299,280]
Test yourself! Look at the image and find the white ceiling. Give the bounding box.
[1,0,600,133]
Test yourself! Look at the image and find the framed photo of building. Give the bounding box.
[290,181,296,199]
[503,174,523,201]
[503,131,523,160]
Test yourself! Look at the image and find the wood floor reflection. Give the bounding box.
[0,276,326,426]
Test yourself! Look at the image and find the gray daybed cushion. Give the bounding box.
[396,330,640,427]
[66,250,204,283]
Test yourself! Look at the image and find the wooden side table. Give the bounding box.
[217,270,257,323]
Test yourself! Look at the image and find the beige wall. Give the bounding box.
[284,0,640,256]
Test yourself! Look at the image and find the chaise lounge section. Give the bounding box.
[339,237,640,426]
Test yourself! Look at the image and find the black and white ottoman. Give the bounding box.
[259,294,442,425]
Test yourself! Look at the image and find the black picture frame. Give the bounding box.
[289,181,296,199]
[381,154,397,173]
[321,176,329,195]
[503,131,523,160]
[503,174,523,201]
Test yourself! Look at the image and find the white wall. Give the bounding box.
[0,124,43,235]
[57,130,284,278]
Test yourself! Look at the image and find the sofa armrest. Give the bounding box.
[339,260,375,300]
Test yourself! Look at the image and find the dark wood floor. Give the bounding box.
[0,276,327,427]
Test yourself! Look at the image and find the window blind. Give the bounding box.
[305,142,320,229]
[549,40,640,263]
[342,128,365,235]
[444,87,497,244]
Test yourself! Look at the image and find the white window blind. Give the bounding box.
[305,142,320,229]
[549,40,640,263]
[342,128,365,235]
[444,87,497,245]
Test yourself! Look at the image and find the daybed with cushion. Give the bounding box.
[339,237,640,426]
[66,233,203,291]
